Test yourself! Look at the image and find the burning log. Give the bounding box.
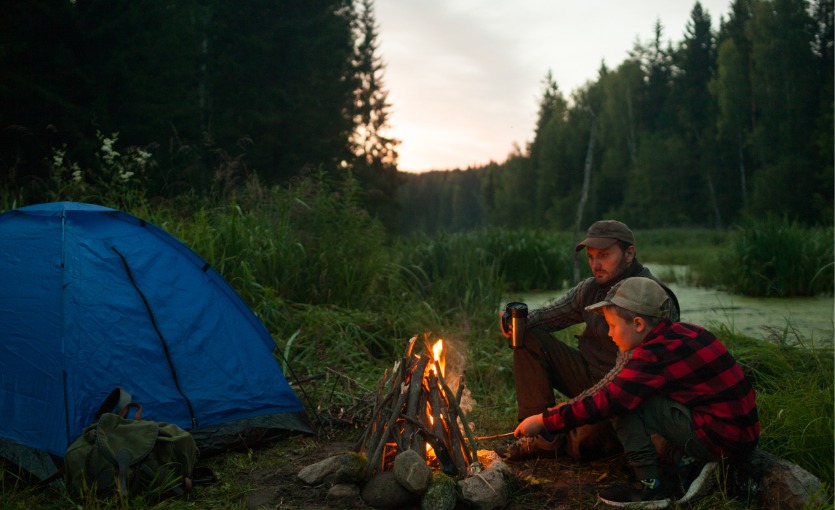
[355,334,479,479]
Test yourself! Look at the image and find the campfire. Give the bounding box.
[298,334,511,509]
[354,334,480,479]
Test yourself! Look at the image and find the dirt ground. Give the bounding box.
[231,433,630,510]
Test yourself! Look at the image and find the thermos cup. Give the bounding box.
[503,302,528,349]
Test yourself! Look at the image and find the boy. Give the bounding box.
[513,277,759,508]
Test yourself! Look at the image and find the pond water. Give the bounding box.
[505,263,834,347]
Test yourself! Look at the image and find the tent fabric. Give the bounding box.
[0,202,310,470]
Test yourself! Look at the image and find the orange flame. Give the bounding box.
[426,402,436,457]
[431,339,445,377]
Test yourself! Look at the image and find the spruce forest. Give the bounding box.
[0,0,832,231]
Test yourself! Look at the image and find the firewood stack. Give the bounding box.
[354,335,479,479]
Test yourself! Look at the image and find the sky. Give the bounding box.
[374,1,735,173]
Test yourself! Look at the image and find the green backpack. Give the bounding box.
[64,402,198,499]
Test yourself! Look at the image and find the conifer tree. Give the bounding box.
[530,71,569,225]
[672,2,720,226]
[350,0,401,230]
[748,0,821,221]
[711,0,755,212]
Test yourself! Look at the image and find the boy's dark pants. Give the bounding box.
[612,396,718,480]
[513,326,621,459]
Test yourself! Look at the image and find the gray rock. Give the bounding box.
[727,448,827,509]
[327,484,362,509]
[459,466,508,510]
[361,471,420,509]
[394,449,432,494]
[475,449,512,477]
[421,472,458,510]
[297,453,367,485]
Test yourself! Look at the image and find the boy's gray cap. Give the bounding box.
[575,220,635,252]
[586,277,670,318]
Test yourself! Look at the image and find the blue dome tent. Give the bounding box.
[0,202,311,479]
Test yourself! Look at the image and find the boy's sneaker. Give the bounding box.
[676,459,718,503]
[598,478,670,509]
[495,434,559,461]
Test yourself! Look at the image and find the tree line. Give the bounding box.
[1,0,831,235]
[0,0,399,225]
[399,0,833,234]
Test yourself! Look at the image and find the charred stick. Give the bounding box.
[367,381,409,477]
[436,387,471,465]
[410,391,429,458]
[444,405,473,466]
[403,354,429,450]
[388,400,407,453]
[419,428,458,477]
[421,333,434,356]
[404,335,418,359]
[364,360,404,458]
[354,371,389,452]
[435,360,479,462]
[442,408,468,477]
[427,372,445,442]
[363,387,393,456]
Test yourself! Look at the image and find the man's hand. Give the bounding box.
[514,414,545,438]
[499,311,512,338]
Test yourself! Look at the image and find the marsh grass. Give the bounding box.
[636,227,730,267]
[1,169,832,508]
[718,325,834,485]
[697,217,834,297]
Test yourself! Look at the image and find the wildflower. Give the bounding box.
[100,133,120,165]
[53,149,65,168]
[118,170,135,183]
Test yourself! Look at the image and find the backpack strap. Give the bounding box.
[115,449,132,497]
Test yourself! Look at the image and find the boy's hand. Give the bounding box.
[514,414,545,438]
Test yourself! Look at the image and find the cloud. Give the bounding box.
[376,0,733,171]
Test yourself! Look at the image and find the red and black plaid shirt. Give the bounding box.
[542,320,760,459]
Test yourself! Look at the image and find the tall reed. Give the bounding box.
[699,217,834,297]
[717,324,834,486]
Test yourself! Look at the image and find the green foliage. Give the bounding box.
[699,217,834,297]
[1,0,391,199]
[635,228,729,266]
[44,132,153,214]
[393,231,504,321]
[717,324,834,486]
[395,228,575,297]
[165,171,389,311]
